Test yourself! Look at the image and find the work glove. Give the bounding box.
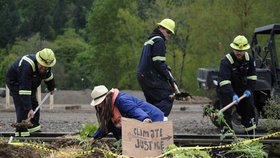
[243,90,252,97]
[232,94,239,104]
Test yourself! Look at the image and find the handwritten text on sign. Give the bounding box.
[122,117,173,158]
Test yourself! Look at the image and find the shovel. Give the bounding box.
[168,71,192,101]
[210,94,246,119]
[11,92,51,128]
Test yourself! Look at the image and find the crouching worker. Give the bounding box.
[6,48,56,137]
[88,85,164,143]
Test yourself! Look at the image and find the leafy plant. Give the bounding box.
[263,96,280,132]
[79,122,99,138]
[164,144,211,158]
[112,139,122,154]
[225,140,268,158]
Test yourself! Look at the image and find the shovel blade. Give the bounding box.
[175,92,192,101]
[11,120,33,128]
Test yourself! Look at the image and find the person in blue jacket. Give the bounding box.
[89,85,164,142]
[6,48,56,137]
[218,35,257,135]
[137,18,177,117]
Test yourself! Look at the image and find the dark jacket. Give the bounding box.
[137,28,172,82]
[218,52,257,96]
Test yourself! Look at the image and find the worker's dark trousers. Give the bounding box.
[7,84,40,134]
[137,74,174,117]
[219,93,256,132]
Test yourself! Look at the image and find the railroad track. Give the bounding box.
[0,132,279,146]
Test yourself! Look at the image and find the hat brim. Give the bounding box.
[36,53,56,67]
[157,23,175,34]
[230,43,250,51]
[90,95,107,106]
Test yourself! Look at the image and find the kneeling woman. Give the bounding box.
[90,85,164,141]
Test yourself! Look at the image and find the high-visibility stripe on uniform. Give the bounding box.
[247,75,257,80]
[44,73,53,81]
[144,36,161,46]
[245,52,249,61]
[19,90,32,95]
[28,125,41,133]
[15,131,30,137]
[219,80,231,87]
[226,54,234,64]
[244,124,256,132]
[152,56,166,61]
[19,56,36,72]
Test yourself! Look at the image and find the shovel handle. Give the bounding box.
[29,92,51,120]
[219,94,247,113]
[168,70,180,94]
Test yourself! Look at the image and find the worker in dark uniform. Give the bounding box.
[218,35,257,135]
[6,48,56,137]
[137,18,176,117]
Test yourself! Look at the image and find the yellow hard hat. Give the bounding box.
[230,35,250,51]
[36,48,56,67]
[157,18,175,34]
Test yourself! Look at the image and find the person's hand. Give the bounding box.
[50,88,57,95]
[143,118,152,123]
[115,118,122,129]
[88,138,94,144]
[232,94,239,104]
[27,109,34,119]
[243,90,251,97]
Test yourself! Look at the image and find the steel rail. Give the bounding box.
[0,132,279,146]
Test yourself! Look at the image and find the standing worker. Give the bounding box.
[137,18,176,117]
[6,48,56,137]
[218,35,257,135]
[89,85,164,142]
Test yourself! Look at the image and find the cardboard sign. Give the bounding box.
[122,117,173,158]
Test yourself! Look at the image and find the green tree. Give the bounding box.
[51,28,90,89]
[0,0,19,48]
[86,0,128,88]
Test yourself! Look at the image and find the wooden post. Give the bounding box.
[5,85,10,109]
[37,85,41,103]
[49,94,54,109]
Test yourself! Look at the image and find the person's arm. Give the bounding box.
[218,58,235,96]
[44,69,55,93]
[246,56,257,91]
[117,96,150,121]
[93,128,107,140]
[152,39,173,82]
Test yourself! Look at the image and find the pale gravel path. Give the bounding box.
[0,103,219,134]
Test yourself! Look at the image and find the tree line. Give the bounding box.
[0,0,279,95]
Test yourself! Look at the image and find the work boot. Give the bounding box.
[15,131,30,137]
[28,125,41,133]
[15,127,30,137]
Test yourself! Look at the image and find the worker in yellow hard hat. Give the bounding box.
[137,18,176,117]
[6,48,57,137]
[218,35,257,136]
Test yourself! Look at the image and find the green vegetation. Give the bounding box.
[1,0,280,95]
[79,122,98,138]
[263,97,280,132]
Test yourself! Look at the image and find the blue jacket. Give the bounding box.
[93,92,164,139]
[6,54,55,110]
